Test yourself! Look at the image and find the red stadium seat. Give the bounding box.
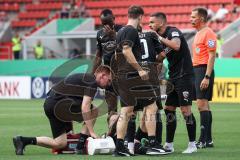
[25,3,63,11]
[0,42,13,60]
[11,20,37,28]
[0,3,20,11]
[39,0,69,2]
[0,0,32,4]
[18,11,50,19]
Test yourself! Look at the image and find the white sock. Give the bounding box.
[189,141,196,147]
[128,142,134,151]
[165,142,174,148]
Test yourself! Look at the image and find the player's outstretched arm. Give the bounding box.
[81,95,98,138]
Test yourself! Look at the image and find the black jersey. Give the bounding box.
[116,25,142,74]
[139,31,163,63]
[162,26,193,80]
[96,24,122,66]
[50,73,98,104]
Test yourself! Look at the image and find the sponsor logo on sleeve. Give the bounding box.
[208,40,216,48]
[172,31,179,37]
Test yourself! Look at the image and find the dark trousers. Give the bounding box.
[14,51,20,59]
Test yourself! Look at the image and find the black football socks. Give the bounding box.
[76,133,89,150]
[148,136,157,147]
[126,115,136,143]
[165,110,177,143]
[184,114,196,142]
[116,138,125,150]
[199,111,210,143]
[207,111,213,142]
[135,127,148,142]
[21,136,37,145]
[156,111,163,144]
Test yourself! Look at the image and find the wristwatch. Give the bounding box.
[205,75,210,79]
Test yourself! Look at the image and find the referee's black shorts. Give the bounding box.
[193,65,215,101]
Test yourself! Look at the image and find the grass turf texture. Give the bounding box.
[0,99,240,160]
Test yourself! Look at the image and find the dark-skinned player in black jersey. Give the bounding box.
[92,9,122,115]
[149,12,197,154]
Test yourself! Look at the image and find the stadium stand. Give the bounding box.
[233,52,240,58]
[0,0,32,3]
[0,0,238,35]
[0,2,62,31]
[1,0,237,34]
[0,0,239,60]
[25,3,63,11]
[0,0,72,59]
[18,11,50,20]
[0,42,12,59]
[84,0,237,31]
[11,20,37,28]
[0,3,20,12]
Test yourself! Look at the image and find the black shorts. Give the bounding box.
[165,76,194,107]
[193,65,215,101]
[134,97,163,111]
[105,84,118,113]
[44,92,87,138]
[117,72,160,107]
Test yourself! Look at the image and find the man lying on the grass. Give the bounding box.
[13,65,112,155]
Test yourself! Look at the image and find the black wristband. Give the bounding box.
[205,75,210,79]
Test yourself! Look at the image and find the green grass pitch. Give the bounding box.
[0,99,240,160]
